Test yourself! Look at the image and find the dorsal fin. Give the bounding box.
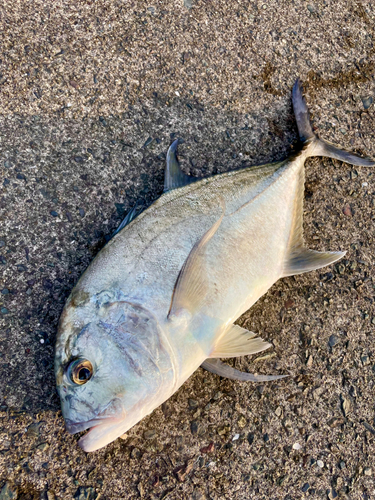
[168,203,225,319]
[164,140,198,192]
[201,359,287,382]
[209,324,271,358]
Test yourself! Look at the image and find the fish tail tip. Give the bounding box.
[169,139,179,152]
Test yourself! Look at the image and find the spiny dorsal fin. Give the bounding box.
[168,204,225,319]
[209,324,271,358]
[202,359,287,382]
[110,201,144,239]
[164,140,198,192]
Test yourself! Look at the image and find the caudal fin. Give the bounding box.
[292,79,375,167]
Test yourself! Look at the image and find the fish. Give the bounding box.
[55,79,375,452]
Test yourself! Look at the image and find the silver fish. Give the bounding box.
[55,80,374,452]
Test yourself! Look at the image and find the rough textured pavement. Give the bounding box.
[0,1,375,499]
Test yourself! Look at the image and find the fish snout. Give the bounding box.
[64,397,126,435]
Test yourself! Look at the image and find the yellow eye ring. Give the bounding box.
[67,359,93,385]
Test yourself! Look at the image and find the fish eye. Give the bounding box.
[67,359,93,385]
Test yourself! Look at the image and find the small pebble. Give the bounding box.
[316,459,324,468]
[1,289,9,295]
[200,442,214,454]
[79,208,85,218]
[328,489,338,500]
[362,96,373,110]
[27,422,43,438]
[341,396,352,417]
[0,241,5,247]
[50,211,58,217]
[237,415,247,428]
[364,467,372,476]
[293,442,302,450]
[342,204,353,216]
[361,355,370,366]
[143,137,153,148]
[232,433,240,441]
[328,335,338,347]
[37,443,49,451]
[1,308,9,314]
[188,398,198,409]
[301,483,310,492]
[131,447,141,459]
[143,429,156,440]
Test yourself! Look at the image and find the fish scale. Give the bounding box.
[55,79,375,452]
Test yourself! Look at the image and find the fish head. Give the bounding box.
[55,290,174,452]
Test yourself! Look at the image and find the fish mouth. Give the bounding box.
[65,397,126,436]
[65,416,123,435]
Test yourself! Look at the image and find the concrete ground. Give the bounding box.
[0,0,375,498]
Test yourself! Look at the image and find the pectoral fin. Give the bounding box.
[210,324,271,358]
[202,359,287,382]
[168,204,225,318]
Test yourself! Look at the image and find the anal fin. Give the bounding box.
[202,359,287,382]
[210,324,271,358]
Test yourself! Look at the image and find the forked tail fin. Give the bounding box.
[292,79,375,167]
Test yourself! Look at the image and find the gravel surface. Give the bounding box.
[1,1,375,499]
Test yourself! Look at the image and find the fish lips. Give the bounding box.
[65,397,126,435]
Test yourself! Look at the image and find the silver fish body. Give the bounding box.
[55,80,375,451]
